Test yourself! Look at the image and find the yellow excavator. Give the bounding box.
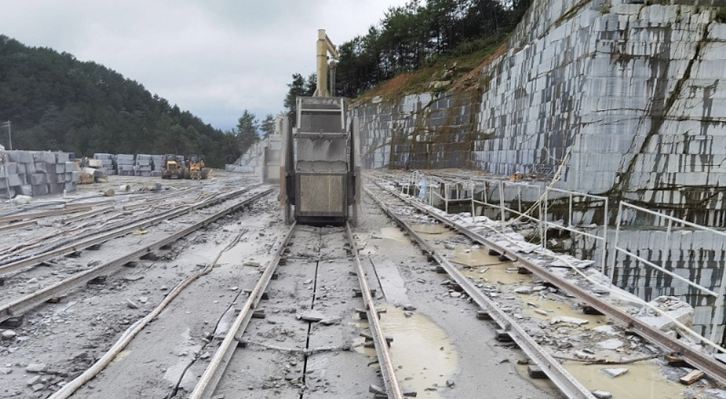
[186,154,209,180]
[161,155,186,179]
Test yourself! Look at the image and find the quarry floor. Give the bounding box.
[0,171,723,399]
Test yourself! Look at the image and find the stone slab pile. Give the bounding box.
[92,153,116,175]
[0,150,78,199]
[151,155,164,177]
[134,154,153,177]
[116,154,135,176]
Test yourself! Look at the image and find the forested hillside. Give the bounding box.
[284,0,531,106]
[0,36,241,167]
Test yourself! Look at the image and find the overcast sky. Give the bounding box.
[2,0,408,131]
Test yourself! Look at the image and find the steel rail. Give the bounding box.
[370,179,726,386]
[345,222,405,399]
[364,185,595,399]
[0,185,261,278]
[0,189,272,324]
[189,221,296,399]
[0,204,94,225]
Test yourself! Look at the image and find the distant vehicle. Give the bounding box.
[161,154,186,179]
[186,154,209,180]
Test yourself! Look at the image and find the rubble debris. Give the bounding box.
[602,368,628,378]
[25,363,47,373]
[550,316,589,326]
[597,338,623,350]
[637,296,694,334]
[679,369,705,385]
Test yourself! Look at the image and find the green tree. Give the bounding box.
[236,110,259,154]
[260,114,275,138]
[0,34,241,167]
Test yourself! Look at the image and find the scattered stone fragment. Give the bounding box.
[26,376,41,386]
[1,330,17,340]
[574,351,596,361]
[446,379,455,388]
[125,299,139,309]
[527,365,547,379]
[403,304,417,311]
[514,286,532,295]
[597,338,623,350]
[592,391,612,399]
[297,311,325,323]
[592,325,616,335]
[602,368,628,378]
[550,316,589,326]
[679,369,705,385]
[0,367,11,375]
[26,363,46,373]
[450,292,462,298]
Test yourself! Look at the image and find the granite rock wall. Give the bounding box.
[353,0,726,340]
[354,0,726,223]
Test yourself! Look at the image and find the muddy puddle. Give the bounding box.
[462,262,531,285]
[521,296,607,327]
[410,223,451,236]
[450,246,501,267]
[353,306,458,398]
[564,360,686,399]
[378,227,409,242]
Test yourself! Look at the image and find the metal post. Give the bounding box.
[445,182,449,214]
[537,186,544,247]
[610,202,624,285]
[601,198,609,274]
[543,189,549,250]
[470,182,475,218]
[568,193,573,227]
[710,269,726,345]
[499,181,505,224]
[517,186,522,213]
[429,179,434,206]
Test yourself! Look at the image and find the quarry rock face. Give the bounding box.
[352,0,726,339]
[354,0,726,225]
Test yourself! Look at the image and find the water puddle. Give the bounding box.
[381,306,458,397]
[522,296,607,327]
[410,223,451,236]
[564,360,685,399]
[351,306,458,397]
[378,227,408,242]
[451,246,502,267]
[462,262,531,285]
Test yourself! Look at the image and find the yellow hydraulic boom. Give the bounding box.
[313,29,339,97]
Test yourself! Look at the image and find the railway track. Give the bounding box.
[189,222,406,399]
[0,184,262,279]
[364,181,595,398]
[365,176,726,395]
[0,187,272,324]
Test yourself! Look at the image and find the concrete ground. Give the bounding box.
[6,171,710,399]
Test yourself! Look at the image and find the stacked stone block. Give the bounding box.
[151,155,164,177]
[134,154,153,177]
[116,154,135,176]
[93,153,116,175]
[0,150,77,198]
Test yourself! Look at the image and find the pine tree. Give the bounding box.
[236,110,259,154]
[261,114,275,138]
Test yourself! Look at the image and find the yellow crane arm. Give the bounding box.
[314,29,339,97]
